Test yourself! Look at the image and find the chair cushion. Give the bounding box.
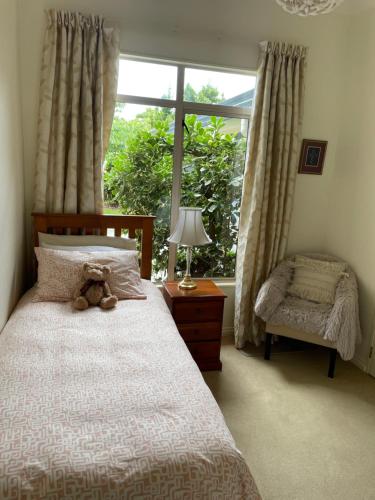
[288,255,347,305]
[268,295,332,337]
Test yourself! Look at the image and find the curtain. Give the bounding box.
[33,10,120,214]
[234,41,307,348]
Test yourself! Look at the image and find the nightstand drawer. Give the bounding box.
[177,322,221,341]
[186,341,221,360]
[173,301,223,322]
[163,280,225,372]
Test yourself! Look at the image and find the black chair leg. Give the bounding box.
[328,348,337,378]
[264,333,272,360]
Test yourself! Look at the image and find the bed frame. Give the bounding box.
[32,213,156,279]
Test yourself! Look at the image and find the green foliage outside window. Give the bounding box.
[104,91,247,279]
[184,83,224,104]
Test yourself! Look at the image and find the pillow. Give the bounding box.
[34,247,146,302]
[41,245,128,252]
[288,255,347,305]
[38,233,137,251]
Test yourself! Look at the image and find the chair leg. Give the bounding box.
[264,333,272,360]
[328,348,337,378]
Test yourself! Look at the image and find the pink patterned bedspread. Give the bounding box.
[0,281,260,499]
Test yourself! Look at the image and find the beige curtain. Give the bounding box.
[33,10,120,214]
[234,41,307,348]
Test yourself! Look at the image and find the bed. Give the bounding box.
[0,214,260,499]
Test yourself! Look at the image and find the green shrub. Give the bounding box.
[104,106,246,279]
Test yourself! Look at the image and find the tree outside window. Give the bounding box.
[104,58,255,280]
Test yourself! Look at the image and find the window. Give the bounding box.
[184,67,254,107]
[117,59,178,100]
[104,56,256,281]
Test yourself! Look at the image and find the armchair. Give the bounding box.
[254,254,361,378]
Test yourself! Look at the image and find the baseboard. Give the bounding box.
[222,326,234,336]
[351,354,368,373]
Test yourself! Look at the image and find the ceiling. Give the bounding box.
[337,0,375,14]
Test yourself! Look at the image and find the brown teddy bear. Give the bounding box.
[73,262,118,310]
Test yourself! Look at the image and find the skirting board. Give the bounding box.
[351,354,369,373]
[222,326,234,336]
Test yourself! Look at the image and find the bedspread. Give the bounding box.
[0,281,260,499]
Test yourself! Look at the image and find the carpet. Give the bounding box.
[203,337,375,500]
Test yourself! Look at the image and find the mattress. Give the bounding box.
[0,280,260,499]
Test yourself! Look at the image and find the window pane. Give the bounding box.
[118,59,178,100]
[104,103,175,280]
[184,68,256,107]
[177,114,249,278]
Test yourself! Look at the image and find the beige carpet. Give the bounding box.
[203,337,375,500]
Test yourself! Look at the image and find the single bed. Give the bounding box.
[0,214,260,499]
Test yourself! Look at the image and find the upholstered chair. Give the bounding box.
[254,254,361,378]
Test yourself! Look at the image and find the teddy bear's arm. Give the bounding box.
[73,281,84,299]
[103,282,112,297]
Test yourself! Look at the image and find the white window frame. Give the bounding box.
[116,54,256,280]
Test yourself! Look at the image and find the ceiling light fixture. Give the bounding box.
[275,0,344,16]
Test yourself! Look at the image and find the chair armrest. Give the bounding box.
[254,260,292,322]
[325,269,362,360]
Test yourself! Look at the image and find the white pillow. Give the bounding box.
[34,247,146,302]
[41,244,127,252]
[38,233,137,251]
[288,255,347,305]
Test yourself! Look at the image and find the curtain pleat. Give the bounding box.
[33,10,120,214]
[234,41,307,348]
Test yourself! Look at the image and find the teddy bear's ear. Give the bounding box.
[102,265,111,274]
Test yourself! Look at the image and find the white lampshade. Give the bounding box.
[167,207,212,247]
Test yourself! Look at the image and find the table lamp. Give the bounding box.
[167,207,212,289]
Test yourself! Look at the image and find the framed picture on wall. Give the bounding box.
[298,139,328,175]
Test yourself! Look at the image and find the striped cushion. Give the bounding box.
[288,256,346,305]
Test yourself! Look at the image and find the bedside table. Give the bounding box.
[162,280,227,371]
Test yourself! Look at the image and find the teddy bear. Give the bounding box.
[73,262,118,310]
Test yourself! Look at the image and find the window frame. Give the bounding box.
[116,54,256,280]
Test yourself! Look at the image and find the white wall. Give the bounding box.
[0,0,25,329]
[18,0,349,333]
[324,8,375,369]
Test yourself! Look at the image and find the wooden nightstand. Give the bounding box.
[162,280,227,371]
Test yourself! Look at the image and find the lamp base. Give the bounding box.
[178,275,197,290]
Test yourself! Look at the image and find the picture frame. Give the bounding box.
[298,139,328,175]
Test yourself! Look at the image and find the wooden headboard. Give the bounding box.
[32,213,156,279]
